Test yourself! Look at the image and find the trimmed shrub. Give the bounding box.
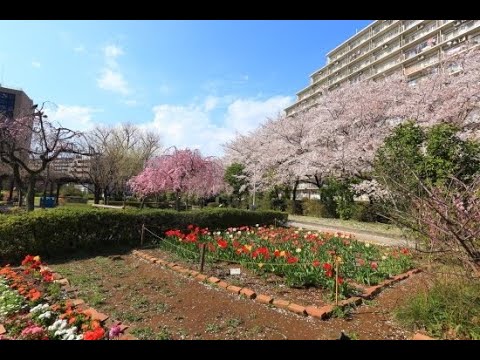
[58,196,88,205]
[0,208,287,263]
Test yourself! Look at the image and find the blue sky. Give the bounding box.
[0,20,372,156]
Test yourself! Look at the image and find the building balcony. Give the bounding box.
[404,54,439,76]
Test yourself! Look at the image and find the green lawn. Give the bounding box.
[288,214,404,238]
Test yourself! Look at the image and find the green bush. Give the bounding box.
[395,277,480,339]
[0,208,287,263]
[352,202,390,223]
[302,199,324,217]
[59,196,88,205]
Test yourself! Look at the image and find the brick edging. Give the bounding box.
[359,269,422,299]
[132,249,420,321]
[412,332,436,340]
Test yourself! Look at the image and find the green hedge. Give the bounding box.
[0,208,287,263]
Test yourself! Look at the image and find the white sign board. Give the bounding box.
[229,268,241,275]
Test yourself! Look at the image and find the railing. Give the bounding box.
[443,20,479,42]
[403,20,423,31]
[404,21,438,45]
[404,35,438,60]
[372,20,394,35]
[404,54,439,76]
[371,55,402,75]
[373,40,401,61]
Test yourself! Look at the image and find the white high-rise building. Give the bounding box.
[285,20,480,117]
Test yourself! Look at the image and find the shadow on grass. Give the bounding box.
[43,245,139,266]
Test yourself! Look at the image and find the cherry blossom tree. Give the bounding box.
[128,147,224,210]
[224,46,480,194]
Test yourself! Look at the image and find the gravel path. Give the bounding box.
[288,220,417,248]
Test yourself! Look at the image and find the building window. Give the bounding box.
[0,92,16,119]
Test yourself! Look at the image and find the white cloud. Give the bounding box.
[73,45,86,53]
[124,99,138,106]
[204,96,219,112]
[140,95,293,156]
[225,96,292,133]
[47,105,102,132]
[97,44,131,96]
[97,68,130,96]
[104,44,124,59]
[31,61,41,68]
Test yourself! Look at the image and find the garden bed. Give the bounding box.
[0,255,132,340]
[47,252,421,339]
[143,225,415,300]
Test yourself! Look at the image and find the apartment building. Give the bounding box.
[285,20,480,116]
[0,86,34,177]
[50,154,90,179]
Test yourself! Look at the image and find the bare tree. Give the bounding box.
[83,123,161,204]
[0,103,86,211]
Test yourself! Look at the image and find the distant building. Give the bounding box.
[50,154,91,179]
[0,86,34,120]
[0,86,34,179]
[286,20,480,117]
[294,182,320,200]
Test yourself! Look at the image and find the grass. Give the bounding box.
[130,326,172,340]
[395,277,480,340]
[205,323,222,334]
[288,214,404,238]
[53,262,107,307]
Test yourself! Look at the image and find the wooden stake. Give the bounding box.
[140,223,145,247]
[335,260,339,306]
[200,243,206,273]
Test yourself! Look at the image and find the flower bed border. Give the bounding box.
[132,249,421,321]
[0,265,137,340]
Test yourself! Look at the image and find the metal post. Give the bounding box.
[200,243,206,273]
[335,261,339,306]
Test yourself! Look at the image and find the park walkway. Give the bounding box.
[288,219,417,248]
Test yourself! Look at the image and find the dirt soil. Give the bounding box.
[49,250,427,340]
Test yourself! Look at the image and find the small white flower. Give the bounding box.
[237,231,242,235]
[232,228,237,232]
[216,231,222,236]
[382,256,387,260]
[295,248,302,253]
[76,334,83,340]
[255,224,259,227]
[365,243,370,248]
[294,231,299,234]
[229,234,234,238]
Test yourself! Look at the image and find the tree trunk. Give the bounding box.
[292,178,300,215]
[55,183,61,205]
[8,177,14,202]
[18,188,23,207]
[26,176,36,212]
[104,188,109,205]
[175,190,180,211]
[93,186,101,204]
[49,182,54,197]
[140,197,146,209]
